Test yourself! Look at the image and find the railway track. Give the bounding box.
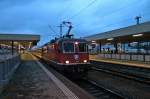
[75,79,124,99]
[33,53,124,99]
[90,61,150,85]
[31,53,150,98]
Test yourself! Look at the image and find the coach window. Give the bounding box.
[78,43,87,52]
[63,42,74,52]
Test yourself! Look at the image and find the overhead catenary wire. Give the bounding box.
[60,0,134,36]
[73,8,150,31]
[98,12,150,29]
[78,13,150,38]
[59,0,74,20]
[73,1,145,28]
[82,0,150,27]
[48,25,57,34]
[59,0,150,38]
[66,0,98,21]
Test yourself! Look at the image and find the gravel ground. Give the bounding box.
[87,70,150,99]
[0,53,67,99]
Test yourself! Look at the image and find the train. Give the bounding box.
[34,22,90,77]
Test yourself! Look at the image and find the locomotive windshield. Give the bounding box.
[63,41,87,53]
[63,42,74,52]
[78,43,87,52]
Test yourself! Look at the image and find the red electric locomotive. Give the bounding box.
[41,22,90,74]
[42,38,90,72]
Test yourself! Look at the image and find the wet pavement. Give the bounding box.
[0,53,67,99]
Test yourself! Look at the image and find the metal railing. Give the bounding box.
[0,55,20,92]
[96,54,150,62]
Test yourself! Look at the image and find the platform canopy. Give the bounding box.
[0,34,40,42]
[84,21,150,44]
[0,34,40,51]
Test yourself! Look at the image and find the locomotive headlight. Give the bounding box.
[65,60,69,64]
[75,42,78,45]
[83,60,87,63]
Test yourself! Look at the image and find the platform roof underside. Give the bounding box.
[0,34,40,41]
[84,21,150,43]
[0,34,40,47]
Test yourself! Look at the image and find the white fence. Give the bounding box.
[97,54,150,62]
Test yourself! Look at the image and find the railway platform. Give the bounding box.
[0,53,93,99]
[90,55,150,69]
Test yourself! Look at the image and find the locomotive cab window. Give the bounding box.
[63,42,74,53]
[78,43,87,52]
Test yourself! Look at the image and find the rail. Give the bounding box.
[33,52,125,98]
[90,61,150,85]
[75,79,125,99]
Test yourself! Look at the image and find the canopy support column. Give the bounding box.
[99,41,101,53]
[114,42,118,54]
[11,41,14,55]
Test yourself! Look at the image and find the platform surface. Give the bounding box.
[0,53,79,99]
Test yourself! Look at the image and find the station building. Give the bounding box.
[84,21,150,62]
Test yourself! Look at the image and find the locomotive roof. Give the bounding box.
[56,38,87,43]
[41,38,87,48]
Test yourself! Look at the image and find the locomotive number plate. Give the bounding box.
[74,54,79,61]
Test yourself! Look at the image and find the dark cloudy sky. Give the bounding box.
[0,0,150,45]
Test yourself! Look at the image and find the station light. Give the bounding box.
[75,42,78,45]
[91,41,96,43]
[91,40,97,44]
[132,42,138,44]
[65,60,69,64]
[132,34,143,37]
[107,38,114,41]
[83,60,87,63]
